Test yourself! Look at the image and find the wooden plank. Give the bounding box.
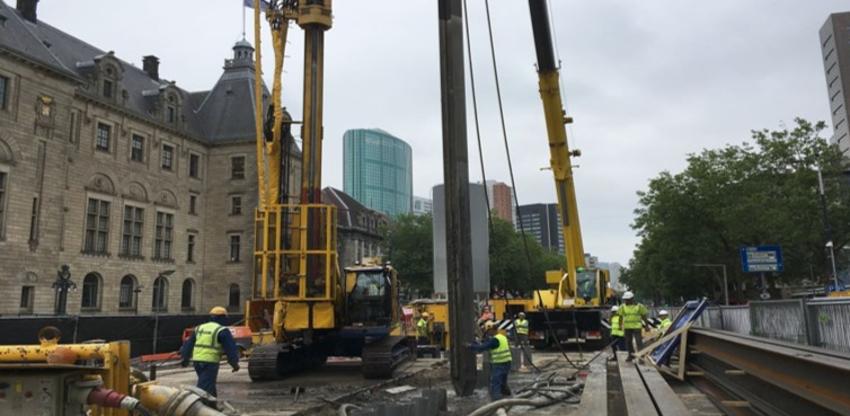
[576,363,607,416]
[617,352,658,415]
[637,361,692,416]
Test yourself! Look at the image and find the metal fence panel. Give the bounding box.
[750,300,807,345]
[807,299,850,353]
[718,305,751,334]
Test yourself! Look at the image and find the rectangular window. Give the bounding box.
[19,286,34,313]
[28,197,38,243]
[154,212,174,260]
[161,144,174,170]
[187,234,196,263]
[231,196,242,215]
[121,206,144,257]
[231,156,245,179]
[68,111,78,143]
[189,194,198,215]
[96,123,111,152]
[189,153,200,178]
[103,79,113,98]
[0,75,7,110]
[131,135,144,162]
[229,234,241,262]
[0,172,5,239]
[167,106,176,123]
[84,198,110,254]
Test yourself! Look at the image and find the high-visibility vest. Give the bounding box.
[192,322,225,363]
[619,304,646,330]
[659,318,672,332]
[515,319,529,335]
[610,315,624,337]
[490,334,512,364]
[417,319,429,337]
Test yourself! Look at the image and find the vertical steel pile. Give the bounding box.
[438,0,477,396]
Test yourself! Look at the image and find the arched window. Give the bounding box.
[81,273,102,310]
[181,279,195,311]
[152,276,169,312]
[119,275,137,310]
[228,284,240,311]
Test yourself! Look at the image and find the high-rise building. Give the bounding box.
[516,203,564,253]
[820,12,850,154]
[485,181,516,225]
[343,129,413,216]
[432,184,489,298]
[412,196,433,215]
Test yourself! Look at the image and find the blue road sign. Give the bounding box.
[740,245,783,273]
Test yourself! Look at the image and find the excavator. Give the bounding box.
[244,0,413,381]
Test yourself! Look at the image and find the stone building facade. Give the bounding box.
[0,1,300,315]
[323,187,387,268]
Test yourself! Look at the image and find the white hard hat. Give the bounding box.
[659,310,669,316]
[611,305,619,312]
[622,291,635,300]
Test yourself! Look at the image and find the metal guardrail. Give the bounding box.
[654,297,850,353]
[689,328,850,415]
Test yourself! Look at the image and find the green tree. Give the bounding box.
[489,216,562,292]
[624,119,850,303]
[381,213,434,294]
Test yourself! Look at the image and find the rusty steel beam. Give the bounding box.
[689,328,850,415]
[438,0,477,397]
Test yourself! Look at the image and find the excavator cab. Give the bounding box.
[575,267,610,307]
[345,264,396,326]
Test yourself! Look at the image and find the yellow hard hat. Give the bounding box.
[484,320,497,331]
[209,306,228,316]
[421,312,429,318]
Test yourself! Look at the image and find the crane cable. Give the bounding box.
[461,0,493,235]
[482,0,588,370]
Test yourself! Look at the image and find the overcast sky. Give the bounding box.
[36,0,846,265]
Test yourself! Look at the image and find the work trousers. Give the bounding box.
[610,336,625,355]
[515,334,529,346]
[623,329,643,358]
[194,362,220,397]
[489,362,512,401]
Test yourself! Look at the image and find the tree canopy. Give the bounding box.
[623,119,850,304]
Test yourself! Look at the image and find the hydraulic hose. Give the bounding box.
[467,382,584,416]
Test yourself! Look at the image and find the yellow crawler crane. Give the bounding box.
[522,0,612,348]
[245,0,413,380]
[0,327,225,416]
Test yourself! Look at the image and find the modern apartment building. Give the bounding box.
[516,203,564,252]
[820,12,850,154]
[343,128,413,216]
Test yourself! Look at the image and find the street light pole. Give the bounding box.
[816,166,841,292]
[52,265,76,315]
[694,263,728,305]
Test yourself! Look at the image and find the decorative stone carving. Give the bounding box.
[87,173,116,195]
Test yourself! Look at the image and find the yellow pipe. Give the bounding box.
[134,383,226,416]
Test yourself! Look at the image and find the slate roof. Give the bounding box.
[322,187,387,232]
[0,1,298,151]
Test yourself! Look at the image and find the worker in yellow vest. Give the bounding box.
[514,312,529,346]
[180,306,241,397]
[416,312,431,345]
[617,291,648,362]
[609,305,624,361]
[467,320,513,401]
[658,310,672,333]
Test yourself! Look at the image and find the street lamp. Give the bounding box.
[52,264,76,315]
[816,166,841,293]
[694,263,728,306]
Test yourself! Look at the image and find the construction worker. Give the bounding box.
[180,306,240,397]
[417,312,431,345]
[617,291,648,362]
[609,305,624,361]
[658,310,672,333]
[467,321,512,401]
[514,312,529,346]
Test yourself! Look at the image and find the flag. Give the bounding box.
[244,0,270,11]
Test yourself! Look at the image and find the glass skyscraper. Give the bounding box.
[343,129,413,216]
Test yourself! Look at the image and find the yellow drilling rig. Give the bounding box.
[244,0,414,381]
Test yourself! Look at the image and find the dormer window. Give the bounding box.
[167,105,176,123]
[103,79,113,98]
[164,93,179,125]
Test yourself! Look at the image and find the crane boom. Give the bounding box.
[528,0,586,279]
